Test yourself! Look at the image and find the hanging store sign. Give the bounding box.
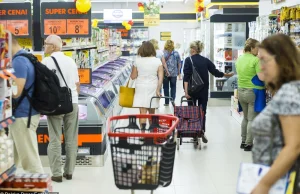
[0,3,32,37]
[144,3,160,26]
[41,2,91,38]
[160,32,171,41]
[103,9,132,23]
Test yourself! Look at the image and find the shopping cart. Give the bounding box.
[107,114,179,194]
[175,96,204,150]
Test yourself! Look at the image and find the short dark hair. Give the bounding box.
[139,41,156,57]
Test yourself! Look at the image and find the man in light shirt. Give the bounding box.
[42,35,80,183]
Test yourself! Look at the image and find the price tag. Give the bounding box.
[0,21,7,29]
[67,19,89,35]
[78,68,91,84]
[7,20,29,36]
[44,19,67,35]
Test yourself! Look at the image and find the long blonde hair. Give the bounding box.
[164,40,174,52]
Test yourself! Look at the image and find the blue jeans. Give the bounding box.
[163,77,177,104]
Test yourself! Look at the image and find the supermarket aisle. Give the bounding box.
[45,81,252,194]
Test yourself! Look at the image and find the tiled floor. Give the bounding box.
[43,81,252,194]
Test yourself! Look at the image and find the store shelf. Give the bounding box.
[215,44,244,50]
[0,164,16,185]
[62,45,97,51]
[0,116,15,130]
[92,56,121,72]
[97,49,109,53]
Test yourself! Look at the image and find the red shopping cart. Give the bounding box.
[107,114,179,194]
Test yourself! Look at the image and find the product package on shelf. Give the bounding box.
[0,173,52,192]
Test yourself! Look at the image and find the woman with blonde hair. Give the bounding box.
[251,34,300,194]
[236,38,264,152]
[163,40,181,106]
[183,40,233,143]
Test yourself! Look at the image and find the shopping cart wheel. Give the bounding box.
[198,138,202,150]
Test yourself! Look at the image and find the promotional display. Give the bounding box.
[41,2,91,38]
[0,3,32,37]
[144,3,160,26]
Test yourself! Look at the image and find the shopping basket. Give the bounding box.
[107,114,179,194]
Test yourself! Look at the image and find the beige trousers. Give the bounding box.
[47,104,79,177]
[8,114,44,173]
[238,88,258,145]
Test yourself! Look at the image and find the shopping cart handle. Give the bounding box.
[181,96,195,106]
[150,96,174,109]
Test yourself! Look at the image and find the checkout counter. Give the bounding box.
[37,57,133,167]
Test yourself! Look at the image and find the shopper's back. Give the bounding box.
[41,35,80,183]
[42,53,79,103]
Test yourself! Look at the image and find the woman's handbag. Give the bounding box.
[119,80,135,108]
[188,57,204,97]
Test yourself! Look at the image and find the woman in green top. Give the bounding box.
[236,38,264,152]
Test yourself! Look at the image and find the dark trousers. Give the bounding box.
[188,98,208,132]
[163,77,177,104]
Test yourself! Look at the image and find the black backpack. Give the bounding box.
[13,53,61,127]
[188,57,205,97]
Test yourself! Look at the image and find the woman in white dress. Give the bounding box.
[131,41,164,129]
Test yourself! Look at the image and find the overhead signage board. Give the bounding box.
[0,3,32,37]
[103,9,132,23]
[41,2,91,38]
[160,32,171,41]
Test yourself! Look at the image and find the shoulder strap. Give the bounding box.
[166,51,173,62]
[51,56,69,88]
[189,56,195,68]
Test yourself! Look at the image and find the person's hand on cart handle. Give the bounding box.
[184,90,191,99]
[156,90,162,97]
[224,72,234,78]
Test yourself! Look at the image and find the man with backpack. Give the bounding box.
[41,35,80,183]
[10,35,44,173]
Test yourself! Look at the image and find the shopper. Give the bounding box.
[131,41,164,129]
[10,35,44,173]
[163,40,181,106]
[42,35,80,182]
[251,34,300,194]
[183,41,233,143]
[236,38,264,152]
[149,39,169,74]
